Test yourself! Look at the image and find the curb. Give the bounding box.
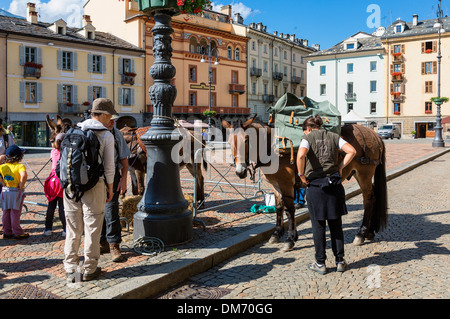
[86,147,450,299]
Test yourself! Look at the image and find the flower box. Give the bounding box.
[394,111,401,115]
[393,52,402,57]
[425,49,433,54]
[391,72,402,77]
[425,110,433,114]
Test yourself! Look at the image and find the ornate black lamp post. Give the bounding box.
[432,0,446,148]
[134,0,193,245]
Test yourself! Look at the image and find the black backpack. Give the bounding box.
[58,127,105,202]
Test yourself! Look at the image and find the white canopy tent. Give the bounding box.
[341,110,368,123]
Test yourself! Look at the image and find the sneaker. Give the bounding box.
[13,233,30,240]
[43,229,52,236]
[336,260,347,273]
[307,262,327,275]
[83,267,102,281]
[66,271,76,283]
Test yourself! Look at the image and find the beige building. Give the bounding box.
[381,15,450,138]
[0,3,145,146]
[84,1,251,127]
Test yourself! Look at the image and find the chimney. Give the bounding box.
[82,15,92,27]
[273,31,278,36]
[27,2,38,24]
[302,39,309,46]
[290,34,296,42]
[413,14,418,26]
[314,44,321,51]
[234,13,243,24]
[221,5,232,17]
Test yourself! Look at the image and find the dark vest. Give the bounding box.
[304,129,340,180]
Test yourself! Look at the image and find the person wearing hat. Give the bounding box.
[63,98,117,282]
[0,145,29,240]
[99,114,131,262]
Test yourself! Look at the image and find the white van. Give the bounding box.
[378,124,401,139]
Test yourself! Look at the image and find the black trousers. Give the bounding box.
[45,197,66,230]
[310,217,344,264]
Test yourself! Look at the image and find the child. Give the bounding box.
[43,133,66,236]
[0,145,29,240]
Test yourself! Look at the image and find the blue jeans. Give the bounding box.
[100,171,122,245]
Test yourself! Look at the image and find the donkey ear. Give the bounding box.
[56,115,64,126]
[46,114,57,131]
[242,114,257,129]
[221,119,232,129]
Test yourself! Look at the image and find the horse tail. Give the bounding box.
[372,139,388,232]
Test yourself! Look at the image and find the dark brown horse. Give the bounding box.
[120,126,207,205]
[222,117,388,251]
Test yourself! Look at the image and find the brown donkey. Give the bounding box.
[222,117,388,251]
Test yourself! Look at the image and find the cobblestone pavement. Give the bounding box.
[168,149,450,299]
[0,139,448,299]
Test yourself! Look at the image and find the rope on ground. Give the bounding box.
[123,236,165,256]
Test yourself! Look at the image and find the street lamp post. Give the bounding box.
[432,0,446,148]
[201,42,219,141]
[134,8,193,246]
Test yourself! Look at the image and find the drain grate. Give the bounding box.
[157,281,231,299]
[0,284,63,299]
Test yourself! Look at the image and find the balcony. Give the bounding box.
[229,84,246,94]
[59,103,79,115]
[23,63,42,79]
[145,105,251,116]
[291,76,302,84]
[273,72,284,81]
[345,92,357,101]
[250,67,262,77]
[391,72,404,82]
[391,92,404,102]
[263,94,275,103]
[392,55,404,63]
[121,73,136,85]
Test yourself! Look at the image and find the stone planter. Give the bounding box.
[138,0,180,15]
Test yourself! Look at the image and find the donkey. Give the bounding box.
[46,114,73,146]
[222,117,388,251]
[120,125,207,206]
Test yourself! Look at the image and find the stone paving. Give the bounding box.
[0,139,448,299]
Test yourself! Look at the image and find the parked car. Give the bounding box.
[378,124,401,139]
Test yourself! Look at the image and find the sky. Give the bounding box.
[0,0,445,49]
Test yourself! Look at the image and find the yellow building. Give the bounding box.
[0,3,145,146]
[84,1,250,127]
[381,15,450,138]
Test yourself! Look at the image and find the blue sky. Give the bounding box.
[0,0,445,49]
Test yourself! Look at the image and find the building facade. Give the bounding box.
[306,32,386,128]
[0,3,145,146]
[245,22,317,123]
[84,1,250,128]
[381,15,450,138]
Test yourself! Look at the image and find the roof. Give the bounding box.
[308,32,383,58]
[341,110,367,123]
[0,15,144,52]
[381,16,450,40]
[0,9,25,19]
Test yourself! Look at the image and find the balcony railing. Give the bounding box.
[345,92,357,101]
[145,105,251,116]
[263,94,275,103]
[59,103,79,115]
[391,93,404,102]
[121,74,136,85]
[273,72,284,81]
[23,66,41,79]
[229,84,246,94]
[250,67,262,77]
[291,76,302,84]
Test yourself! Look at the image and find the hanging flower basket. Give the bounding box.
[430,97,449,105]
[203,110,217,118]
[136,0,211,15]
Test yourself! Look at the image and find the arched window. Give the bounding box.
[235,47,240,61]
[189,37,198,53]
[227,46,233,59]
[199,38,208,54]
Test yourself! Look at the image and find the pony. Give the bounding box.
[119,125,207,206]
[222,116,388,251]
